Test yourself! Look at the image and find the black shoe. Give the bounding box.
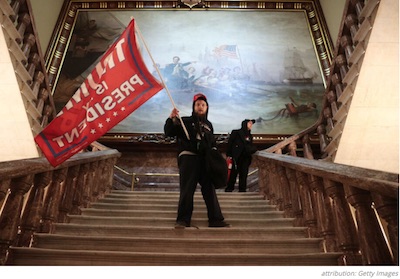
[224,188,233,192]
[174,221,190,229]
[209,221,231,228]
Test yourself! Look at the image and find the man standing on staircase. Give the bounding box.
[164,93,230,228]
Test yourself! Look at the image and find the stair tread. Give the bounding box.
[35,233,321,243]
[68,215,293,220]
[53,223,307,232]
[33,233,324,254]
[9,247,342,266]
[80,208,283,218]
[90,202,275,209]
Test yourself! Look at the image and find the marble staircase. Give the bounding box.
[7,191,342,265]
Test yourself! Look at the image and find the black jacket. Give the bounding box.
[226,123,256,160]
[164,115,216,156]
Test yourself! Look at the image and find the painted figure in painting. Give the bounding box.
[262,96,318,121]
[163,56,197,90]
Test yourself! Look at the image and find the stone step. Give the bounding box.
[8,247,342,266]
[80,208,284,219]
[66,215,295,228]
[32,234,324,254]
[52,223,308,239]
[97,197,270,207]
[89,202,275,212]
[107,190,264,199]
[9,247,340,266]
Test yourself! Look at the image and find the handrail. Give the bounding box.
[255,151,398,265]
[257,151,398,197]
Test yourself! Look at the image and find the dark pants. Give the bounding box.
[177,154,224,225]
[226,155,252,192]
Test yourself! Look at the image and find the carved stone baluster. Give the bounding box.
[270,163,283,210]
[30,71,44,98]
[16,13,30,43]
[36,88,49,114]
[335,54,349,83]
[345,14,359,43]
[257,161,270,200]
[40,104,53,127]
[323,179,362,265]
[317,125,329,154]
[95,161,106,198]
[103,158,117,195]
[340,35,354,64]
[0,180,11,208]
[287,141,297,157]
[297,171,318,237]
[26,53,40,78]
[302,134,314,159]
[371,193,398,265]
[9,0,23,22]
[0,175,33,264]
[80,164,92,209]
[103,159,116,196]
[58,166,80,223]
[71,164,90,215]
[345,186,393,264]
[277,165,293,218]
[90,161,100,202]
[40,168,68,233]
[323,106,334,133]
[83,162,97,203]
[286,168,303,226]
[109,158,119,193]
[350,0,365,18]
[21,33,35,62]
[17,171,52,246]
[327,90,339,116]
[309,175,337,252]
[331,73,344,100]
[99,160,113,198]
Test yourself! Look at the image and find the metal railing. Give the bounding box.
[114,165,259,191]
[114,165,179,191]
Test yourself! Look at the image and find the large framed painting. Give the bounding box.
[46,0,333,143]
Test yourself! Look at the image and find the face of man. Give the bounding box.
[247,121,253,130]
[194,100,208,117]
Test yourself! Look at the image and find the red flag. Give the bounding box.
[35,19,163,166]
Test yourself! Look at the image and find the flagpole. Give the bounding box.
[133,19,190,140]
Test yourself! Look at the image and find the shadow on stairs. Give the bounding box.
[6,190,341,266]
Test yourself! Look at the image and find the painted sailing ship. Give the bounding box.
[281,48,315,85]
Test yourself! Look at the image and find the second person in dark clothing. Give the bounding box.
[225,119,257,192]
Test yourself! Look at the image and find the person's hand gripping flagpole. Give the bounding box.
[134,19,190,140]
